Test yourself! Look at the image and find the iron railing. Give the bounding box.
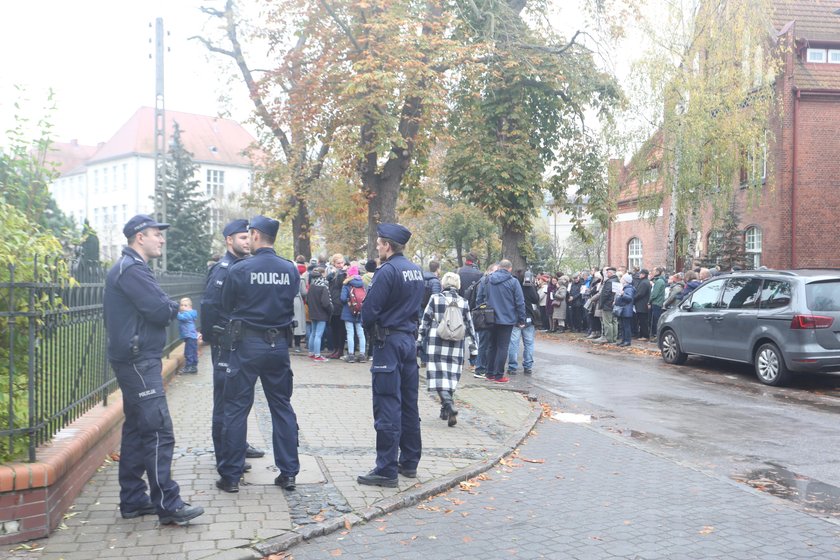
[0,257,205,462]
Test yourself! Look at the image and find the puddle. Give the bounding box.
[551,412,591,423]
[735,463,840,517]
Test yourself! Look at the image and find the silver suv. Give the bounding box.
[657,269,840,386]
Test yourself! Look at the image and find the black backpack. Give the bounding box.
[422,279,434,311]
[463,278,482,310]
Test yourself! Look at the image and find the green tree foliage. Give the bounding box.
[629,0,778,271]
[444,0,620,270]
[158,123,212,273]
[0,201,66,461]
[0,89,75,246]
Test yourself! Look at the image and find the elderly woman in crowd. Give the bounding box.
[614,273,636,347]
[418,272,478,427]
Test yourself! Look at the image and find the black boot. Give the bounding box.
[443,391,458,427]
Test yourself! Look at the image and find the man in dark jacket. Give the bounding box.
[594,267,619,344]
[507,270,539,375]
[476,259,525,383]
[200,219,265,472]
[457,252,483,298]
[104,215,204,526]
[633,269,652,339]
[568,274,583,332]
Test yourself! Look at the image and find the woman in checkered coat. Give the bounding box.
[418,272,478,427]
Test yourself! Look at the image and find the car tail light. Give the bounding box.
[790,315,834,329]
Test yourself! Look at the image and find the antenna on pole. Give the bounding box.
[153,17,168,271]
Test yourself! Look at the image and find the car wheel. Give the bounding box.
[660,329,688,365]
[754,342,791,386]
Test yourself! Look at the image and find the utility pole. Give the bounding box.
[153,17,168,270]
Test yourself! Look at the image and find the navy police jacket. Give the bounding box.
[200,251,238,342]
[104,247,179,363]
[361,253,424,333]
[221,247,300,329]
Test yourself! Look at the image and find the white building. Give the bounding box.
[49,107,257,261]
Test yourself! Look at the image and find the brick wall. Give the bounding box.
[608,45,840,271]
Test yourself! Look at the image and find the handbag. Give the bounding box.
[471,304,496,330]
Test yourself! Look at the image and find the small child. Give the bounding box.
[177,297,199,374]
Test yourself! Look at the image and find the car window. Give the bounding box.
[758,280,792,309]
[806,281,840,311]
[720,277,762,309]
[687,279,724,309]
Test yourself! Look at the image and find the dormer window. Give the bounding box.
[830,49,840,64]
[807,48,827,63]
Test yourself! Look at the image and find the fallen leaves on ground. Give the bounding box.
[699,526,715,535]
[540,402,554,418]
[263,553,293,560]
[344,518,352,530]
[520,457,545,464]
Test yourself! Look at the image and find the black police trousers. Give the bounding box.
[112,358,184,514]
[218,335,300,483]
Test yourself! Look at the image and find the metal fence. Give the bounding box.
[0,257,205,462]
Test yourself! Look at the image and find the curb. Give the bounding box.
[244,395,544,558]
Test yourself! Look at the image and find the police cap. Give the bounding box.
[223,219,249,238]
[376,223,411,245]
[123,214,170,238]
[249,215,279,238]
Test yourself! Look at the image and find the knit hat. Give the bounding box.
[347,265,359,277]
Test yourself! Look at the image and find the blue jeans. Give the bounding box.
[507,323,535,372]
[183,337,198,366]
[308,320,327,356]
[345,320,366,354]
[475,330,491,373]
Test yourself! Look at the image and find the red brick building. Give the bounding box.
[608,0,840,272]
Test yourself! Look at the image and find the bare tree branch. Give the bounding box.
[193,0,292,160]
[318,0,363,54]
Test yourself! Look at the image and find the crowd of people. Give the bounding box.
[105,209,730,525]
[529,263,729,348]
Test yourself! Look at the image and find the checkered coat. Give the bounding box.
[418,288,478,392]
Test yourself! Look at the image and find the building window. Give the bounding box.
[807,48,827,63]
[93,169,99,194]
[206,169,225,199]
[745,226,762,269]
[642,167,659,185]
[628,237,642,269]
[830,50,840,64]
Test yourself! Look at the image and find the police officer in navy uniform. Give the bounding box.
[357,223,424,487]
[217,215,300,493]
[199,219,265,471]
[104,214,204,525]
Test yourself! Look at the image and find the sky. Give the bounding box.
[0,0,649,149]
[0,0,253,145]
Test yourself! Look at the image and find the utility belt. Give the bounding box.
[224,320,293,349]
[372,323,417,345]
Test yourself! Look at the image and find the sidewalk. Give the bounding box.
[6,349,539,560]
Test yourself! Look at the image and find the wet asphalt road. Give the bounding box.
[528,333,840,517]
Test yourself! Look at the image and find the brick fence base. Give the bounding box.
[0,352,183,545]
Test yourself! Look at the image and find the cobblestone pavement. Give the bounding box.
[5,348,537,560]
[287,417,840,560]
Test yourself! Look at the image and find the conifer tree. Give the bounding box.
[160,122,212,273]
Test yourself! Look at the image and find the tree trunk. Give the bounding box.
[501,224,526,271]
[364,171,402,258]
[291,197,311,260]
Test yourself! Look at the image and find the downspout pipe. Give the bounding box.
[792,87,798,269]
